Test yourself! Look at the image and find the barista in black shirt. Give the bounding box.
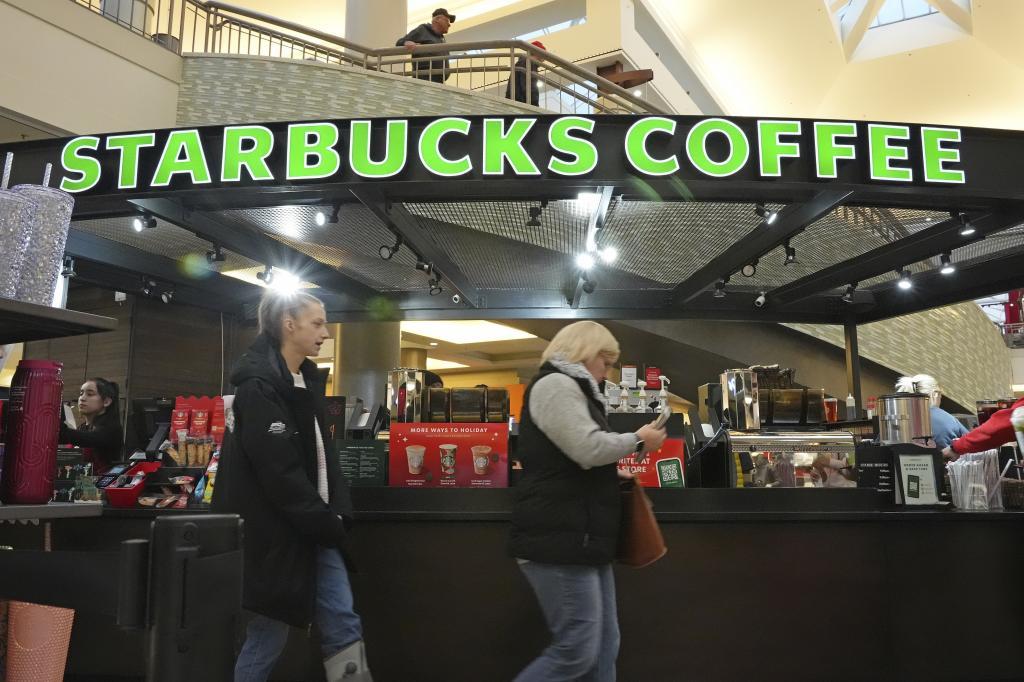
[59,377,123,473]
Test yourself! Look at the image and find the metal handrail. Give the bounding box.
[71,0,665,115]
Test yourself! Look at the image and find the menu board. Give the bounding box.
[618,438,685,488]
[389,423,509,488]
[337,440,388,487]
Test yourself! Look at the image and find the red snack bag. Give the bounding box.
[189,409,210,438]
[170,409,191,443]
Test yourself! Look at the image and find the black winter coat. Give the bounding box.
[211,333,354,627]
[509,362,621,565]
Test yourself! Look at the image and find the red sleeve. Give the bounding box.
[951,397,1024,454]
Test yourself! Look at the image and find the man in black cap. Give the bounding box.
[395,9,456,83]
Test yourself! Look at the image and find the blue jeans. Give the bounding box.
[515,561,620,682]
[234,547,363,682]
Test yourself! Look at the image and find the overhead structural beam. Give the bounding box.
[769,208,1024,306]
[670,189,853,306]
[572,185,615,308]
[65,229,259,303]
[857,251,1024,323]
[350,188,481,308]
[130,198,379,305]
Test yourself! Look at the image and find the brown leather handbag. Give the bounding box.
[616,480,667,568]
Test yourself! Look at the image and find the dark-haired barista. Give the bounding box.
[59,377,123,472]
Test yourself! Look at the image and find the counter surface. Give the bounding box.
[98,487,1024,522]
[0,502,102,521]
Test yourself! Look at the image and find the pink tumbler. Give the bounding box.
[1,360,63,504]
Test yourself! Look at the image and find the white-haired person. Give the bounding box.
[509,321,666,682]
[895,374,968,449]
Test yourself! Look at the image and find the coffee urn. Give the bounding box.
[876,393,932,445]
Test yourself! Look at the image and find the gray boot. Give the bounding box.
[324,640,373,681]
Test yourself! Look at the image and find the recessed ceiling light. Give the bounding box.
[426,358,469,370]
[401,321,536,344]
[429,342,439,346]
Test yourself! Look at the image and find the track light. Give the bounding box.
[940,253,955,275]
[783,240,797,265]
[415,261,435,277]
[206,245,226,264]
[741,259,758,277]
[257,265,274,285]
[160,289,174,304]
[581,273,597,295]
[598,247,618,264]
[141,278,156,297]
[897,269,912,290]
[526,205,542,227]
[379,237,402,260]
[754,292,767,308]
[316,204,340,227]
[132,214,156,232]
[755,203,777,226]
[954,212,976,237]
[60,256,76,278]
[842,283,857,304]
[428,277,443,296]
[576,252,596,270]
[713,280,727,298]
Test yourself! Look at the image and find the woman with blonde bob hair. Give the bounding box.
[510,321,666,681]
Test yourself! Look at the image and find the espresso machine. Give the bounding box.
[686,370,857,488]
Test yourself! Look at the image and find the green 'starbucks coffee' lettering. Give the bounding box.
[419,117,472,177]
[349,120,408,178]
[152,129,212,187]
[483,118,540,175]
[757,120,801,177]
[222,126,274,182]
[49,115,970,194]
[287,123,340,180]
[868,124,912,182]
[625,117,679,176]
[921,127,965,184]
[547,116,597,176]
[106,133,156,189]
[814,121,858,179]
[686,118,749,178]
[59,136,102,193]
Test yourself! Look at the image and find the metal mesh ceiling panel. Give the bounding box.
[411,213,664,291]
[742,207,946,290]
[217,204,427,291]
[862,221,1024,290]
[406,199,593,255]
[71,216,258,271]
[594,201,773,285]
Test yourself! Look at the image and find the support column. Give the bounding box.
[401,347,427,369]
[844,319,863,414]
[336,322,401,409]
[346,0,407,49]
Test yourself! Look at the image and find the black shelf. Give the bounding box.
[0,297,118,344]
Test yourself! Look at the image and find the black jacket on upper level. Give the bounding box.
[211,333,353,627]
[396,23,450,82]
[509,362,622,565]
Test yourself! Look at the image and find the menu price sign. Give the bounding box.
[618,438,685,488]
[896,452,941,505]
[389,423,509,488]
[337,439,387,487]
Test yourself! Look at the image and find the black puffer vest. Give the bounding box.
[509,362,621,565]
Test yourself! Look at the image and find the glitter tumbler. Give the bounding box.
[11,185,74,306]
[0,189,36,299]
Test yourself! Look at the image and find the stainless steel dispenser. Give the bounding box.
[387,369,426,423]
[721,369,759,431]
[877,393,932,444]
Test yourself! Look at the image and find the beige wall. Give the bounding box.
[657,0,1024,130]
[0,0,180,134]
[786,303,1013,410]
[177,54,543,126]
